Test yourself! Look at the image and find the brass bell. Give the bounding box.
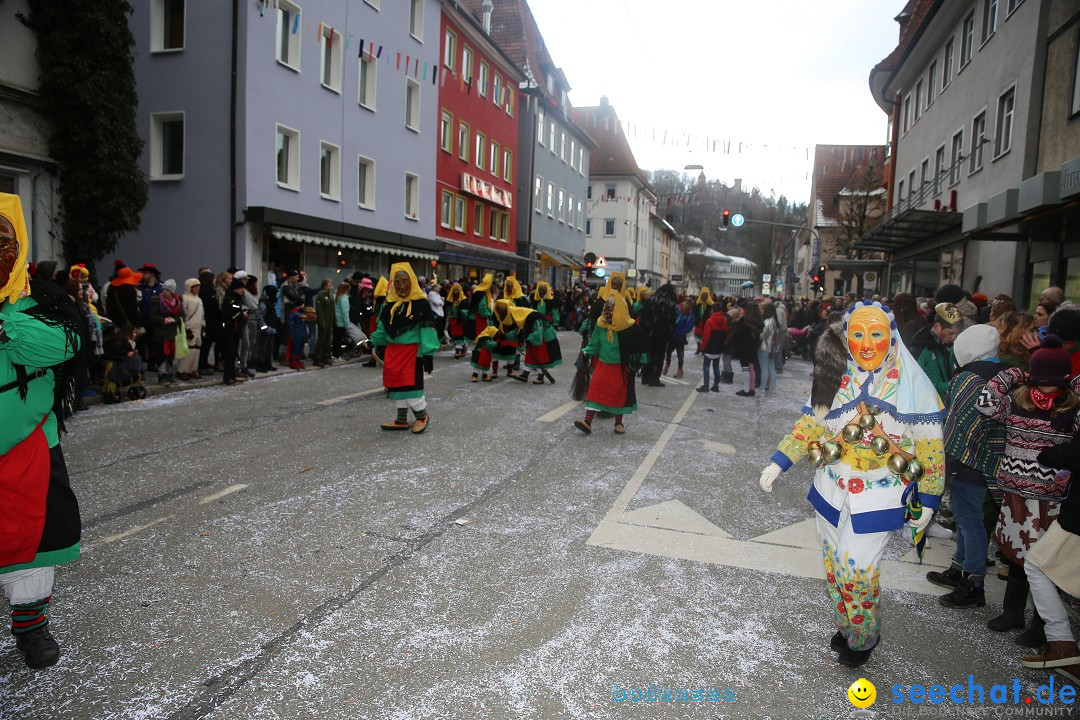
[903,459,924,481]
[842,423,863,444]
[887,453,909,475]
[821,441,842,464]
[807,446,824,466]
[866,404,882,415]
[858,413,876,429]
[870,436,891,455]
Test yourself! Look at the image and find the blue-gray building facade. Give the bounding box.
[110,0,442,284]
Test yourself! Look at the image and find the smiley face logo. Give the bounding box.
[847,678,876,708]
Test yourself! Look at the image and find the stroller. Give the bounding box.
[339,322,372,361]
[101,355,147,403]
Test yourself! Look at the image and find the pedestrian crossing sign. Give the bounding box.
[594,256,608,268]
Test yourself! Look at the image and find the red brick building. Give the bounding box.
[435,0,525,281]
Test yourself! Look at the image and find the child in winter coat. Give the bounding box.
[287,304,309,370]
[666,300,695,379]
[697,303,728,392]
[976,336,1080,648]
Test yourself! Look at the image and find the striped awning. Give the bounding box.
[272,229,439,261]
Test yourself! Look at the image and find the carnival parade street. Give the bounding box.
[0,339,1057,720]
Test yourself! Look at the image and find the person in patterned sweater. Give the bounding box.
[759,300,945,668]
[976,335,1080,649]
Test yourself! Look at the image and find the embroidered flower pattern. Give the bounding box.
[847,477,865,494]
[822,540,881,651]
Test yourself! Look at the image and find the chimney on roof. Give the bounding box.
[600,95,609,108]
[482,0,493,34]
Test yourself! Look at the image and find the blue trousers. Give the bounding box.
[950,465,990,577]
[702,355,720,388]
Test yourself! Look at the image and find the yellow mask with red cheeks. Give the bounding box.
[847,307,892,372]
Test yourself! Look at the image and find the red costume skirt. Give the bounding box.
[0,418,50,568]
[383,343,422,392]
[585,360,635,413]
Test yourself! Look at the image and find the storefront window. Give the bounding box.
[1028,260,1052,311]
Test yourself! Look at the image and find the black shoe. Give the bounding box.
[837,638,878,668]
[926,565,966,589]
[362,360,377,367]
[710,386,719,392]
[696,385,709,392]
[939,579,986,608]
[987,608,1026,632]
[574,419,592,434]
[1016,614,1047,648]
[938,516,957,532]
[735,389,755,397]
[14,626,60,669]
[511,374,529,383]
[830,631,846,652]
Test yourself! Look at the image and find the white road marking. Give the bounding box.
[662,377,690,386]
[198,484,248,504]
[536,400,581,423]
[620,499,732,538]
[98,515,173,545]
[702,440,736,455]
[317,387,386,405]
[600,389,699,522]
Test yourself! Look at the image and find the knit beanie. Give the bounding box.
[953,324,1000,366]
[1027,335,1072,387]
[935,284,965,305]
[163,278,177,292]
[1048,309,1080,342]
[229,278,246,290]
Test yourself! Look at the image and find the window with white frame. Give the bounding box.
[405,173,419,220]
[566,193,574,225]
[504,87,513,116]
[549,122,556,154]
[358,55,377,110]
[473,203,483,236]
[409,0,423,39]
[320,141,340,200]
[578,148,584,174]
[570,139,577,170]
[440,190,453,228]
[443,29,456,70]
[920,158,929,196]
[475,132,485,169]
[499,212,509,242]
[276,124,300,190]
[462,46,473,84]
[908,169,916,198]
[488,210,498,240]
[489,141,498,176]
[534,176,543,212]
[440,110,453,153]
[960,10,975,68]
[150,111,184,180]
[405,78,420,131]
[903,94,911,132]
[970,111,987,173]
[603,219,616,237]
[320,26,342,92]
[537,107,545,144]
[576,200,583,230]
[502,149,511,182]
[981,0,997,44]
[950,130,964,186]
[357,156,375,209]
[994,87,1014,157]
[1006,0,1024,13]
[546,182,554,216]
[493,75,502,107]
[898,178,905,202]
[560,131,567,162]
[933,145,946,195]
[151,0,185,52]
[914,81,923,121]
[479,62,489,98]
[276,1,301,70]
[557,188,565,223]
[605,183,616,200]
[454,196,466,233]
[927,61,936,108]
[458,122,469,162]
[943,38,955,88]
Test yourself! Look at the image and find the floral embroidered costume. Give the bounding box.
[574,293,648,434]
[0,193,83,669]
[369,264,439,434]
[759,300,945,667]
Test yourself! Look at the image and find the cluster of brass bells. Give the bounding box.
[807,440,842,466]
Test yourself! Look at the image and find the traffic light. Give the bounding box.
[816,265,826,293]
[584,251,597,277]
[722,209,731,227]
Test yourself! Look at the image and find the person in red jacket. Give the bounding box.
[698,303,728,392]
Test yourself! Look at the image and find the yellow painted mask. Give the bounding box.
[847,306,892,372]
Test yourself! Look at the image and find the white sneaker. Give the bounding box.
[927,522,954,539]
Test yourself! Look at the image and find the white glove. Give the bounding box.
[907,508,934,531]
[759,463,782,493]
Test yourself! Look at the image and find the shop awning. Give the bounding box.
[438,237,528,269]
[855,208,963,252]
[537,247,580,269]
[272,228,439,261]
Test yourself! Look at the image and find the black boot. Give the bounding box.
[1015,609,1046,648]
[939,577,986,608]
[987,572,1029,631]
[830,631,846,652]
[14,626,61,669]
[720,372,734,384]
[926,563,966,589]
[837,638,879,668]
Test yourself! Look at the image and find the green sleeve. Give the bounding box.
[419,325,439,356]
[0,308,79,367]
[526,323,544,346]
[369,317,387,346]
[917,347,950,401]
[478,296,491,319]
[583,329,601,357]
[551,307,560,325]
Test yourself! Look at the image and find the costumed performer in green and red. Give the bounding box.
[574,292,647,435]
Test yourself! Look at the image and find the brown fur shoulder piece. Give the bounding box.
[811,321,846,420]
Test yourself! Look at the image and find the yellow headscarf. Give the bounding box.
[373,276,388,300]
[637,287,652,302]
[626,287,638,303]
[696,287,712,306]
[493,298,536,332]
[503,275,525,301]
[447,282,466,305]
[597,291,635,341]
[474,272,494,306]
[532,281,554,302]
[388,263,425,320]
[597,272,629,302]
[0,192,30,304]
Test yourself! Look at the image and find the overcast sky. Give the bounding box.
[528,0,907,203]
